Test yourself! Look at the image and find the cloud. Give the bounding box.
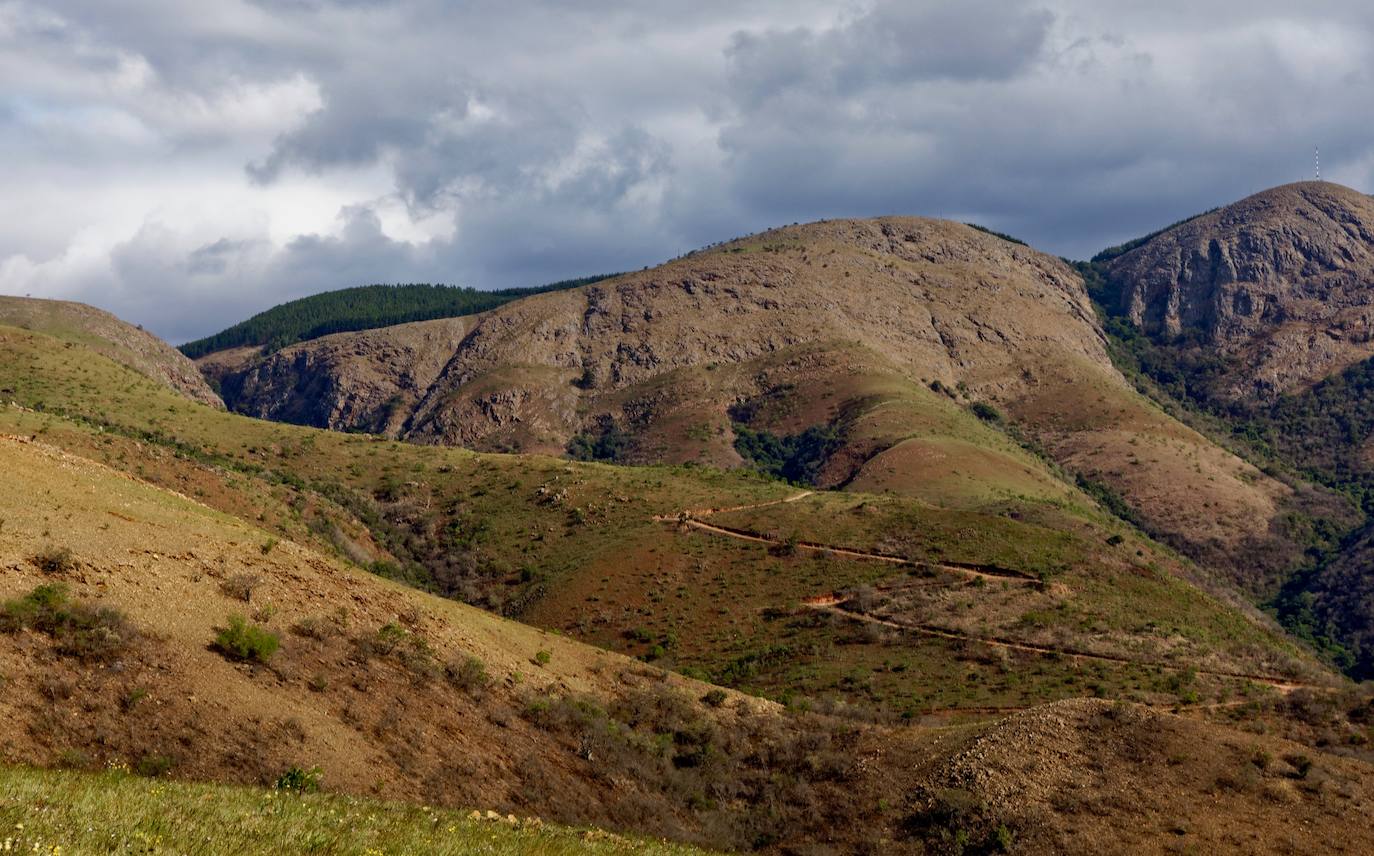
[3,0,1374,342]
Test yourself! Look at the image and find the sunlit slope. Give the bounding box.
[0,295,221,407]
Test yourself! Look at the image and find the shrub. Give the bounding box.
[220,574,262,602]
[31,545,76,575]
[353,623,438,680]
[0,584,136,662]
[291,614,340,640]
[275,765,322,793]
[213,614,280,663]
[970,401,1003,423]
[135,754,173,778]
[444,655,490,694]
[534,649,552,667]
[701,689,728,708]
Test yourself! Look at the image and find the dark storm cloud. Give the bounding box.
[4,0,1374,340]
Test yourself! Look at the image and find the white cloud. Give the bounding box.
[2,0,1374,341]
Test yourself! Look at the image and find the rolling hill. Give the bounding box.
[0,295,222,408]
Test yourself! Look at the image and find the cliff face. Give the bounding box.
[219,316,475,434]
[0,296,222,408]
[1106,182,1374,398]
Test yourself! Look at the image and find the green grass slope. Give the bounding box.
[0,764,706,855]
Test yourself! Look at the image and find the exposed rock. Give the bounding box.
[1106,181,1374,398]
[218,316,475,434]
[220,217,1106,451]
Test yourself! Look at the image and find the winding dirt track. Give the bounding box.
[655,491,1042,586]
[804,596,1323,693]
[658,491,1328,696]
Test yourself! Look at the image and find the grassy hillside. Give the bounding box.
[0,295,221,407]
[0,764,704,855]
[0,315,1340,720]
[179,276,618,359]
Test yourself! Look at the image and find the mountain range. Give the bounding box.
[6,182,1374,853]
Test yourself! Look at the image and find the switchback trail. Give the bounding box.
[658,489,1331,696]
[803,595,1326,694]
[655,492,1042,586]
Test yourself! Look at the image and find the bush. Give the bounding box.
[353,623,438,680]
[701,689,728,708]
[31,545,76,575]
[0,583,136,662]
[534,649,552,667]
[213,615,280,663]
[444,655,490,694]
[275,765,323,793]
[135,754,174,778]
[970,401,1003,423]
[219,573,262,602]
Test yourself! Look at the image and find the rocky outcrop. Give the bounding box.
[219,316,474,434]
[0,296,222,407]
[1106,181,1374,398]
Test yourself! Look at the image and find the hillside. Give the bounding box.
[1078,183,1374,677]
[1101,181,1374,400]
[209,217,1340,599]
[4,330,1374,852]
[0,764,706,855]
[180,276,618,360]
[0,295,222,407]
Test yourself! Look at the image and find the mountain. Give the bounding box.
[1078,183,1374,675]
[0,295,222,407]
[210,216,1338,599]
[1102,182,1374,400]
[6,293,1374,854]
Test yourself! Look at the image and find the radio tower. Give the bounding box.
[1316,147,1321,181]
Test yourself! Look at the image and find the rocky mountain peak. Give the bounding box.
[1105,181,1374,397]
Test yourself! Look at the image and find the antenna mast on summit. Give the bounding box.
[1316,147,1321,181]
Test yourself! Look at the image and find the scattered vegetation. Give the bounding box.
[0,583,136,662]
[0,763,705,855]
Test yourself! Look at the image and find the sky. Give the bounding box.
[3,1,1373,342]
